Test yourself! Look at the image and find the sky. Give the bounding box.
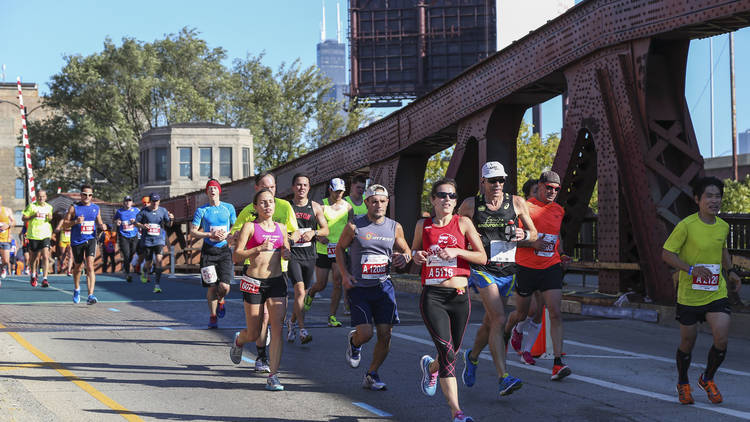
[1,0,748,160]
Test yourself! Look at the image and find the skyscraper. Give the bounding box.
[317,1,347,107]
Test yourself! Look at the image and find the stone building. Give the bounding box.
[138,123,254,199]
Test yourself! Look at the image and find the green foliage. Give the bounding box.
[516,121,560,191]
[721,177,750,213]
[421,146,454,213]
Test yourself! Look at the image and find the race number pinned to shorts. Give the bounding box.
[239,276,261,294]
[146,223,161,236]
[81,221,95,235]
[692,264,720,291]
[327,243,337,258]
[200,265,218,284]
[489,240,516,263]
[535,233,558,257]
[361,254,388,279]
[293,227,312,248]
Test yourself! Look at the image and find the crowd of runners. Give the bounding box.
[0,164,741,422]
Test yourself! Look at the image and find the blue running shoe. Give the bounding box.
[498,374,523,397]
[87,295,98,305]
[265,374,284,391]
[462,349,478,387]
[420,355,438,396]
[72,289,80,304]
[217,300,226,318]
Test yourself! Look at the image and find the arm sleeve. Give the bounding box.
[663,221,687,254]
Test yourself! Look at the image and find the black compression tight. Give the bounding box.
[420,285,471,378]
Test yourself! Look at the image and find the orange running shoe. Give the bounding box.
[676,383,694,405]
[550,364,571,380]
[698,374,723,404]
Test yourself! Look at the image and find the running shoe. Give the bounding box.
[72,289,80,304]
[677,383,694,405]
[140,268,148,283]
[255,358,271,373]
[286,320,297,343]
[462,349,477,387]
[153,285,162,293]
[550,364,571,381]
[66,271,72,277]
[521,351,536,365]
[217,300,226,318]
[328,315,343,327]
[87,294,98,305]
[208,315,218,329]
[229,331,243,364]
[1,268,6,279]
[303,294,313,311]
[126,275,133,283]
[23,269,29,276]
[510,326,522,353]
[299,328,312,344]
[698,374,723,404]
[30,275,38,287]
[363,372,387,390]
[265,374,284,391]
[452,411,474,422]
[42,278,49,288]
[346,330,361,368]
[498,374,523,397]
[420,355,438,396]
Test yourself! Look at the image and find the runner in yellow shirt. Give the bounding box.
[22,189,54,287]
[0,195,15,281]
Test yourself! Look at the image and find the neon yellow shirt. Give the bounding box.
[345,196,367,216]
[231,197,298,269]
[23,202,53,240]
[663,213,729,306]
[316,199,350,255]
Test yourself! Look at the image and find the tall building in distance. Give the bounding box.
[740,129,750,155]
[317,1,347,108]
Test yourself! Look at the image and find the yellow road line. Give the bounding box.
[0,323,143,421]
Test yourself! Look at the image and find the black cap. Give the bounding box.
[124,195,133,201]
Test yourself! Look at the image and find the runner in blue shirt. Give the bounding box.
[191,179,237,328]
[135,193,173,293]
[61,184,105,304]
[114,195,140,282]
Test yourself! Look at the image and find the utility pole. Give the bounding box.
[730,32,738,180]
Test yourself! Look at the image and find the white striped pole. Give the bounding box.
[16,77,36,203]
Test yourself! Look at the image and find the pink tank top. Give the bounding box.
[245,222,284,250]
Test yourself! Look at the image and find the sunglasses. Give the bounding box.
[81,193,93,197]
[434,191,457,199]
[486,177,505,184]
[544,184,561,192]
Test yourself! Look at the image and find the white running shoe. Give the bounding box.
[286,319,297,343]
[229,332,243,364]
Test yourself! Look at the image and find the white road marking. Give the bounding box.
[352,402,392,418]
[108,308,120,312]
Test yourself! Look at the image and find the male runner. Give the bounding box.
[0,195,15,281]
[99,224,117,273]
[458,162,536,396]
[513,171,571,380]
[230,172,298,371]
[23,189,54,287]
[305,178,353,327]
[663,176,742,405]
[287,173,329,343]
[55,218,73,276]
[336,184,411,390]
[345,175,368,217]
[114,195,140,282]
[136,196,151,282]
[135,193,173,293]
[192,179,237,329]
[62,185,105,304]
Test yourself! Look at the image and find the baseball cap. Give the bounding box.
[539,171,561,185]
[329,178,346,192]
[481,161,508,178]
[149,192,161,202]
[123,195,133,201]
[364,184,388,199]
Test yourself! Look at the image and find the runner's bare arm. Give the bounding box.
[662,249,712,280]
[335,223,356,289]
[513,195,538,241]
[454,216,487,265]
[410,219,429,265]
[457,196,475,219]
[233,222,258,262]
[311,201,330,238]
[61,205,78,230]
[96,210,105,231]
[392,223,411,269]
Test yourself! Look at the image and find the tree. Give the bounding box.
[421,146,454,213]
[721,177,750,213]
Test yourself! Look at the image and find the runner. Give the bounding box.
[0,195,15,282]
[230,172,298,371]
[55,218,73,276]
[135,196,151,283]
[512,171,572,380]
[412,178,486,422]
[114,195,140,282]
[457,162,536,395]
[662,176,742,405]
[229,188,291,391]
[135,193,173,293]
[98,224,117,273]
[191,179,237,329]
[336,184,410,390]
[22,189,54,287]
[287,173,329,344]
[304,177,353,328]
[345,175,368,217]
[62,185,105,304]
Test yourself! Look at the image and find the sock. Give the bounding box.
[522,321,542,353]
[515,318,529,335]
[676,348,691,384]
[704,345,726,381]
[554,356,563,366]
[256,345,267,360]
[503,330,511,346]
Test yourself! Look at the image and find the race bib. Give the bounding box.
[35,212,48,220]
[691,264,720,291]
[535,233,558,257]
[81,221,95,235]
[121,221,134,231]
[239,276,261,294]
[146,224,161,236]
[293,227,312,248]
[361,254,388,279]
[327,243,337,258]
[490,240,516,263]
[201,265,218,284]
[425,247,457,285]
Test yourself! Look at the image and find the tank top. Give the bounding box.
[316,199,349,257]
[291,201,317,260]
[420,215,471,286]
[60,230,71,244]
[0,207,10,243]
[345,196,367,217]
[348,215,397,287]
[471,193,518,276]
[71,202,100,246]
[245,222,285,250]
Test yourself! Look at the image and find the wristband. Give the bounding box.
[523,230,530,240]
[411,250,419,257]
[688,265,693,275]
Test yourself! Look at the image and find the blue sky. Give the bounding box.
[1,0,748,159]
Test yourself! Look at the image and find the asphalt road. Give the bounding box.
[1,273,749,421]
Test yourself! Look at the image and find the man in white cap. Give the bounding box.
[458,161,537,398]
